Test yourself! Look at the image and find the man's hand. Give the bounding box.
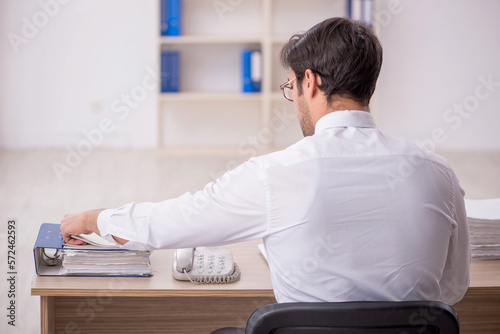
[60,209,104,245]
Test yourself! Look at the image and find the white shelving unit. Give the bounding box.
[158,0,347,150]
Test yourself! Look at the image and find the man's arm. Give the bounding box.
[60,209,129,245]
[59,158,271,250]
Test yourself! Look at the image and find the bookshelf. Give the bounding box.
[158,0,348,149]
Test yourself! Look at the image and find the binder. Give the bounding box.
[160,0,182,36]
[160,0,168,35]
[250,50,262,92]
[241,49,261,93]
[347,0,372,26]
[33,223,152,277]
[347,0,363,20]
[361,0,373,27]
[161,50,180,93]
[161,50,169,92]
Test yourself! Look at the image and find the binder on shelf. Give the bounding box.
[161,50,180,93]
[160,0,182,36]
[347,0,372,27]
[33,223,152,277]
[241,49,261,93]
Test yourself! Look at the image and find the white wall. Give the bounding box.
[375,0,500,150]
[1,0,499,150]
[0,0,158,148]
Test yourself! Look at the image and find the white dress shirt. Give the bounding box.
[97,110,470,305]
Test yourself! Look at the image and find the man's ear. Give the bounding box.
[303,69,319,98]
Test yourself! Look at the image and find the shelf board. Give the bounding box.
[159,35,263,45]
[160,92,262,102]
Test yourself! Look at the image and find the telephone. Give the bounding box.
[172,247,241,284]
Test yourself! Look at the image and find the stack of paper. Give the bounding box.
[34,223,152,277]
[61,233,152,276]
[465,198,500,260]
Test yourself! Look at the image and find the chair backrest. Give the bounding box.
[245,301,459,334]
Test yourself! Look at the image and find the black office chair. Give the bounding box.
[211,301,459,334]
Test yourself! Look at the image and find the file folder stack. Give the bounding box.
[61,248,151,276]
[34,223,152,277]
[465,198,500,260]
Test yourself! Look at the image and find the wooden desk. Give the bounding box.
[32,240,500,334]
[453,260,500,333]
[31,240,276,334]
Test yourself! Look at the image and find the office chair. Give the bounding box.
[211,301,459,334]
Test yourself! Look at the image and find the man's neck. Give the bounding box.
[312,97,368,126]
[329,100,368,113]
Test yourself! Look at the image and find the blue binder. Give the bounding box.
[161,50,180,93]
[160,0,168,35]
[33,223,152,277]
[160,0,182,36]
[241,49,261,93]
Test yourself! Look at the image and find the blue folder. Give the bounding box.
[161,50,180,93]
[33,223,152,277]
[161,0,182,36]
[241,49,261,93]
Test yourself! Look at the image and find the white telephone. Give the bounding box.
[172,247,241,284]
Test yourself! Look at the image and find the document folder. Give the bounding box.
[33,223,152,277]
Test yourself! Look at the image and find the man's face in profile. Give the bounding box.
[290,69,314,137]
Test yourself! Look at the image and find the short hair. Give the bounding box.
[280,17,383,106]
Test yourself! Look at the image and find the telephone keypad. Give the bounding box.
[191,248,234,277]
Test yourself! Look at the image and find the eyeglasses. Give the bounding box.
[280,77,297,102]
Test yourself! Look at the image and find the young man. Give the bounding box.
[61,18,470,306]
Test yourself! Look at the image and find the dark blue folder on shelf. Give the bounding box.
[161,50,180,93]
[33,223,152,277]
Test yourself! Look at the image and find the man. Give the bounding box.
[61,18,470,306]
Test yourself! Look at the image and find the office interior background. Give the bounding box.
[1,0,499,333]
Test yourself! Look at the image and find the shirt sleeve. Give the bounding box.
[97,158,270,250]
[438,173,471,305]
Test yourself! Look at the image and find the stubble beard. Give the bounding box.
[298,97,315,137]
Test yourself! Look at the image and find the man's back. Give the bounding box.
[258,110,470,304]
[61,17,470,308]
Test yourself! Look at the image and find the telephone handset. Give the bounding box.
[172,247,241,284]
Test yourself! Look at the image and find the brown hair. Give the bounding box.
[280,17,383,106]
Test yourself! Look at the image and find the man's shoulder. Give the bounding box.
[246,130,454,175]
[248,136,317,169]
[385,133,453,170]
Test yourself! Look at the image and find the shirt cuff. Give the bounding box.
[96,209,121,246]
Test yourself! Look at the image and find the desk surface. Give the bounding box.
[31,239,274,298]
[31,239,500,298]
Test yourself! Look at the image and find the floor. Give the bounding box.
[0,148,499,333]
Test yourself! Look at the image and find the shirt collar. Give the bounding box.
[315,110,377,133]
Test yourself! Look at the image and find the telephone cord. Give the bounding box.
[182,263,241,284]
